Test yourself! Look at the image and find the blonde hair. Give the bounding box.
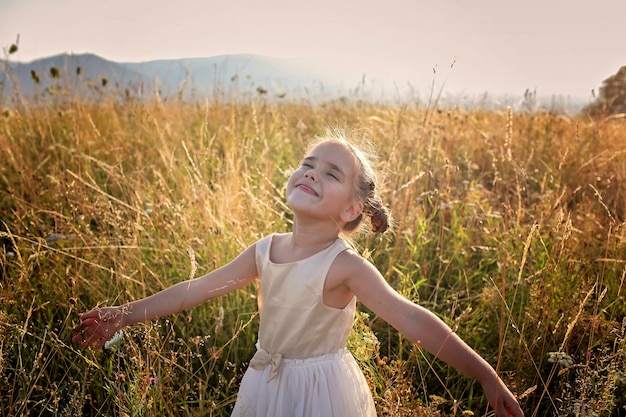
[306,127,390,234]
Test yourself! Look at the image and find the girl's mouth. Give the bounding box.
[296,184,319,196]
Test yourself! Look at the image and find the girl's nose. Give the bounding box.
[304,169,318,181]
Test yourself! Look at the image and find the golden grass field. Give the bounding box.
[1,87,625,416]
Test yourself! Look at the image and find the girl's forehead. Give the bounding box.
[308,142,352,158]
[307,142,359,169]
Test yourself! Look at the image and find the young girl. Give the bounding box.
[73,128,524,417]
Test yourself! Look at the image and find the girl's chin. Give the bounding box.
[286,200,318,217]
[285,194,312,209]
[287,202,311,215]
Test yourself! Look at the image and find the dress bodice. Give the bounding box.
[254,234,357,358]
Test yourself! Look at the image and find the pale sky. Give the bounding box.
[1,0,625,99]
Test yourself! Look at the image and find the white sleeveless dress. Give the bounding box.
[231,234,376,417]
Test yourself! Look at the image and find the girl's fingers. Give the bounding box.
[82,332,102,348]
[78,311,99,321]
[80,317,101,327]
[72,326,96,347]
[73,308,123,349]
[82,325,110,348]
[95,338,108,350]
[81,324,98,339]
[71,315,109,348]
[498,399,524,417]
[72,320,91,344]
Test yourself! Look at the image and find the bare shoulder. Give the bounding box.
[332,248,411,317]
[323,248,381,308]
[267,232,289,250]
[329,248,384,288]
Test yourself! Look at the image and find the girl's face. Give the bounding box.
[286,142,363,226]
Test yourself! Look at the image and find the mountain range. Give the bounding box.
[1,53,590,113]
[0,53,376,104]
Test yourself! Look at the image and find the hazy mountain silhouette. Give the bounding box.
[1,53,589,113]
[0,53,360,103]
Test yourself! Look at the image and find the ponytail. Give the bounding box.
[364,194,390,233]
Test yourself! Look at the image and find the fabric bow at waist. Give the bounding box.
[249,346,283,382]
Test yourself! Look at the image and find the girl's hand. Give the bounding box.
[72,306,127,350]
[482,377,524,417]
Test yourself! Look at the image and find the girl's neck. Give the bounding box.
[289,222,340,249]
[270,228,339,265]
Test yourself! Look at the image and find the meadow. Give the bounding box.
[1,83,625,416]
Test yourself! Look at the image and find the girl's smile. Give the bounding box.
[295,182,319,196]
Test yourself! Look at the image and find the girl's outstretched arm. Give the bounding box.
[73,243,258,350]
[338,251,524,417]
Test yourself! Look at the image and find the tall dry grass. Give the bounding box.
[1,88,625,416]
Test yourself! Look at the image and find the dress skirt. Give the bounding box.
[231,347,376,417]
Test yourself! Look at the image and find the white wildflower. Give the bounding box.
[104,330,124,350]
[547,351,573,368]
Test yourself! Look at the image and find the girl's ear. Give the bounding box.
[340,200,364,223]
